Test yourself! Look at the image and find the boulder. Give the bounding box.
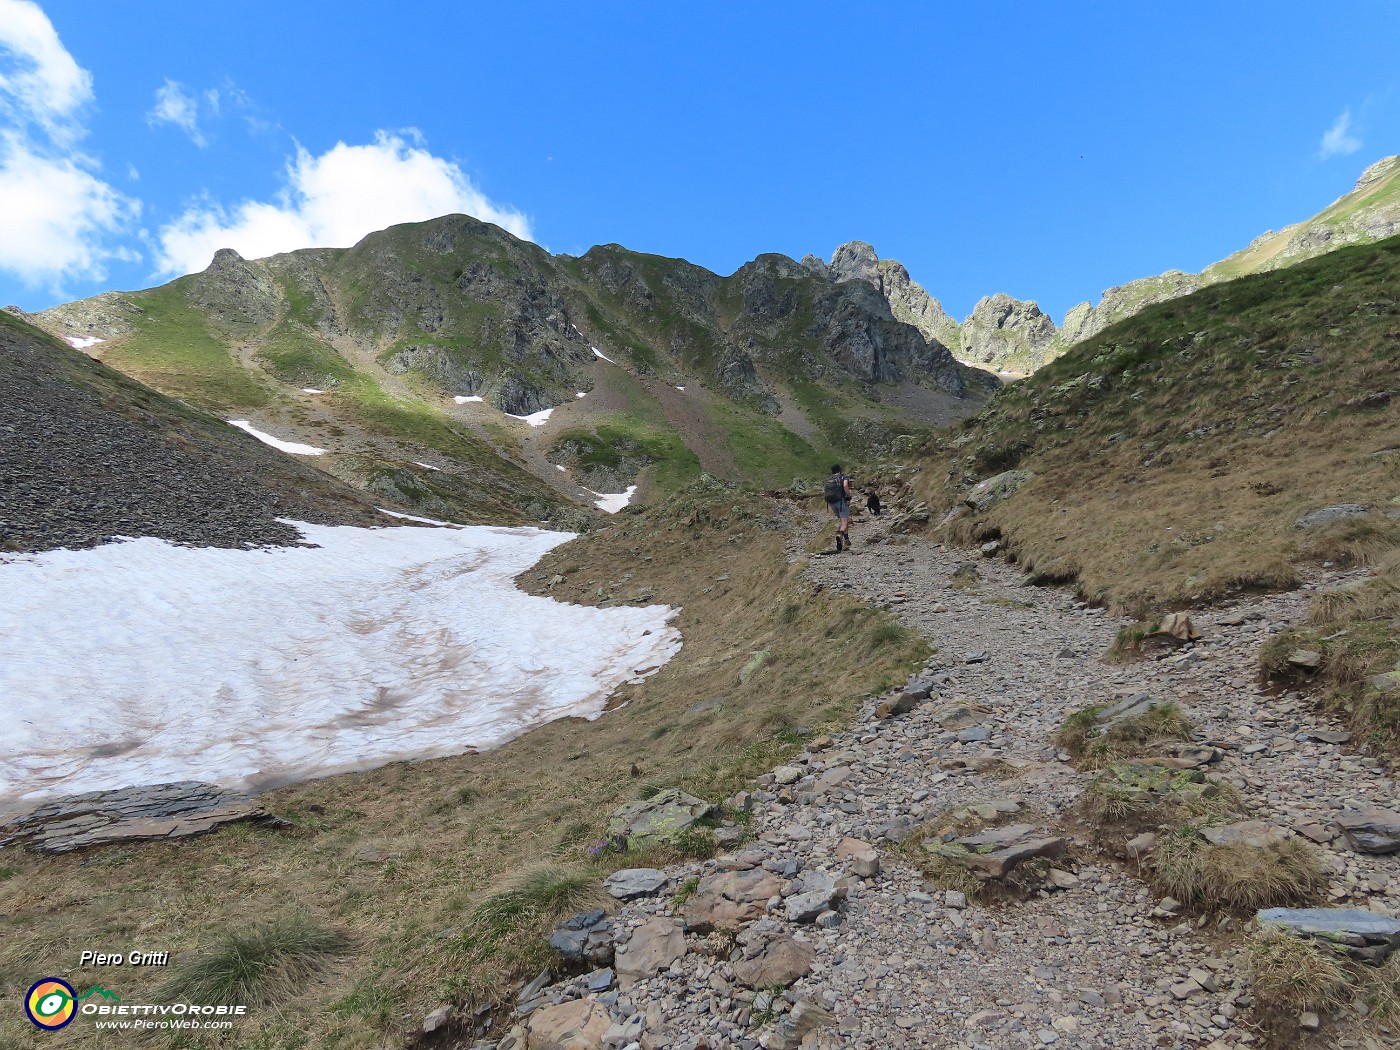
[1295,504,1370,529]
[1154,612,1200,642]
[526,998,612,1050]
[548,911,614,967]
[963,470,1031,513]
[943,824,1067,879]
[1333,810,1400,854]
[606,788,716,850]
[615,918,686,987]
[733,934,815,988]
[604,868,668,900]
[681,868,783,932]
[762,998,837,1049]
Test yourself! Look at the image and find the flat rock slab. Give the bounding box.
[733,934,815,989]
[604,867,668,900]
[1333,809,1400,854]
[1295,504,1371,529]
[1,781,272,854]
[1199,820,1290,849]
[1257,907,1400,960]
[682,868,784,932]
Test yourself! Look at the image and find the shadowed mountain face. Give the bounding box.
[28,217,999,522]
[0,309,384,553]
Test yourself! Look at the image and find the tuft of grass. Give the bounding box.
[671,876,701,911]
[1153,832,1323,911]
[908,851,983,898]
[1246,930,1351,1014]
[161,918,351,1007]
[1056,702,1193,770]
[1106,621,1159,661]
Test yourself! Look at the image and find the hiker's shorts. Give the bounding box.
[829,499,850,519]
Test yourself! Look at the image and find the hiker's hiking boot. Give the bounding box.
[834,534,843,553]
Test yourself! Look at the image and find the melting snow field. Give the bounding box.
[507,407,554,427]
[594,486,638,513]
[65,335,104,350]
[0,521,681,809]
[592,346,617,364]
[227,420,327,456]
[454,395,485,404]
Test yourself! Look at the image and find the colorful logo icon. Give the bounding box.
[25,978,77,1030]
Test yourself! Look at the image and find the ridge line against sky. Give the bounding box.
[0,0,1396,322]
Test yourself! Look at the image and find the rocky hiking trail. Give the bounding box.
[464,510,1400,1050]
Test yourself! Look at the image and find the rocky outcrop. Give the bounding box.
[1059,270,1202,347]
[961,293,1058,373]
[877,259,963,354]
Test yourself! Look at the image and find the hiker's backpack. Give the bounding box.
[823,475,846,504]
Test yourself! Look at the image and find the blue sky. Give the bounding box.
[1,1,1397,322]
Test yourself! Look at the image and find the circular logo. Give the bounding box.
[25,978,77,1030]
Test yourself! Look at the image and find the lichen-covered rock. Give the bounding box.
[606,788,716,850]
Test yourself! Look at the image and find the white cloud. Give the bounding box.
[1319,110,1362,159]
[147,78,205,146]
[0,132,137,285]
[0,0,90,141]
[155,131,533,277]
[0,0,137,290]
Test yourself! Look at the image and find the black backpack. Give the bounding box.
[823,475,846,504]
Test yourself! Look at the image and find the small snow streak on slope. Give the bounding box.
[454,395,484,404]
[227,420,326,456]
[0,521,681,807]
[65,336,104,350]
[592,346,617,364]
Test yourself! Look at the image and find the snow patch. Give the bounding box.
[593,486,637,513]
[556,464,567,472]
[302,387,325,395]
[0,521,681,807]
[411,461,442,472]
[454,395,485,404]
[676,386,686,392]
[576,391,587,398]
[507,407,554,427]
[227,420,326,456]
[592,346,617,364]
[65,336,104,350]
[377,508,455,526]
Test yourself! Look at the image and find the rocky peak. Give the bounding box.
[961,293,1058,373]
[877,259,962,355]
[1354,155,1400,191]
[827,241,881,287]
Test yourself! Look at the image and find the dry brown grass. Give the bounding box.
[1153,832,1324,911]
[0,485,928,1047]
[910,237,1400,618]
[1054,702,1193,770]
[1261,550,1400,753]
[1247,930,1352,1014]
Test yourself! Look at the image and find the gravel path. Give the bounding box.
[493,511,1399,1050]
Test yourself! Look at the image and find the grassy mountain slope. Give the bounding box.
[33,218,998,525]
[912,234,1400,616]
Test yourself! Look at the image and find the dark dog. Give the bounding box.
[866,492,881,516]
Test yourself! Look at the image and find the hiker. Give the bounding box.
[823,464,853,552]
[866,489,881,517]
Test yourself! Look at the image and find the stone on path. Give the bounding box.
[1286,649,1322,670]
[0,781,274,854]
[733,934,815,989]
[1199,820,1290,849]
[1154,612,1200,642]
[835,837,880,878]
[785,871,849,923]
[682,868,783,932]
[606,788,716,850]
[615,918,687,988]
[1333,809,1400,854]
[604,868,668,900]
[525,998,612,1049]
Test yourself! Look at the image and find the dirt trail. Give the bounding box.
[505,508,1399,1049]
